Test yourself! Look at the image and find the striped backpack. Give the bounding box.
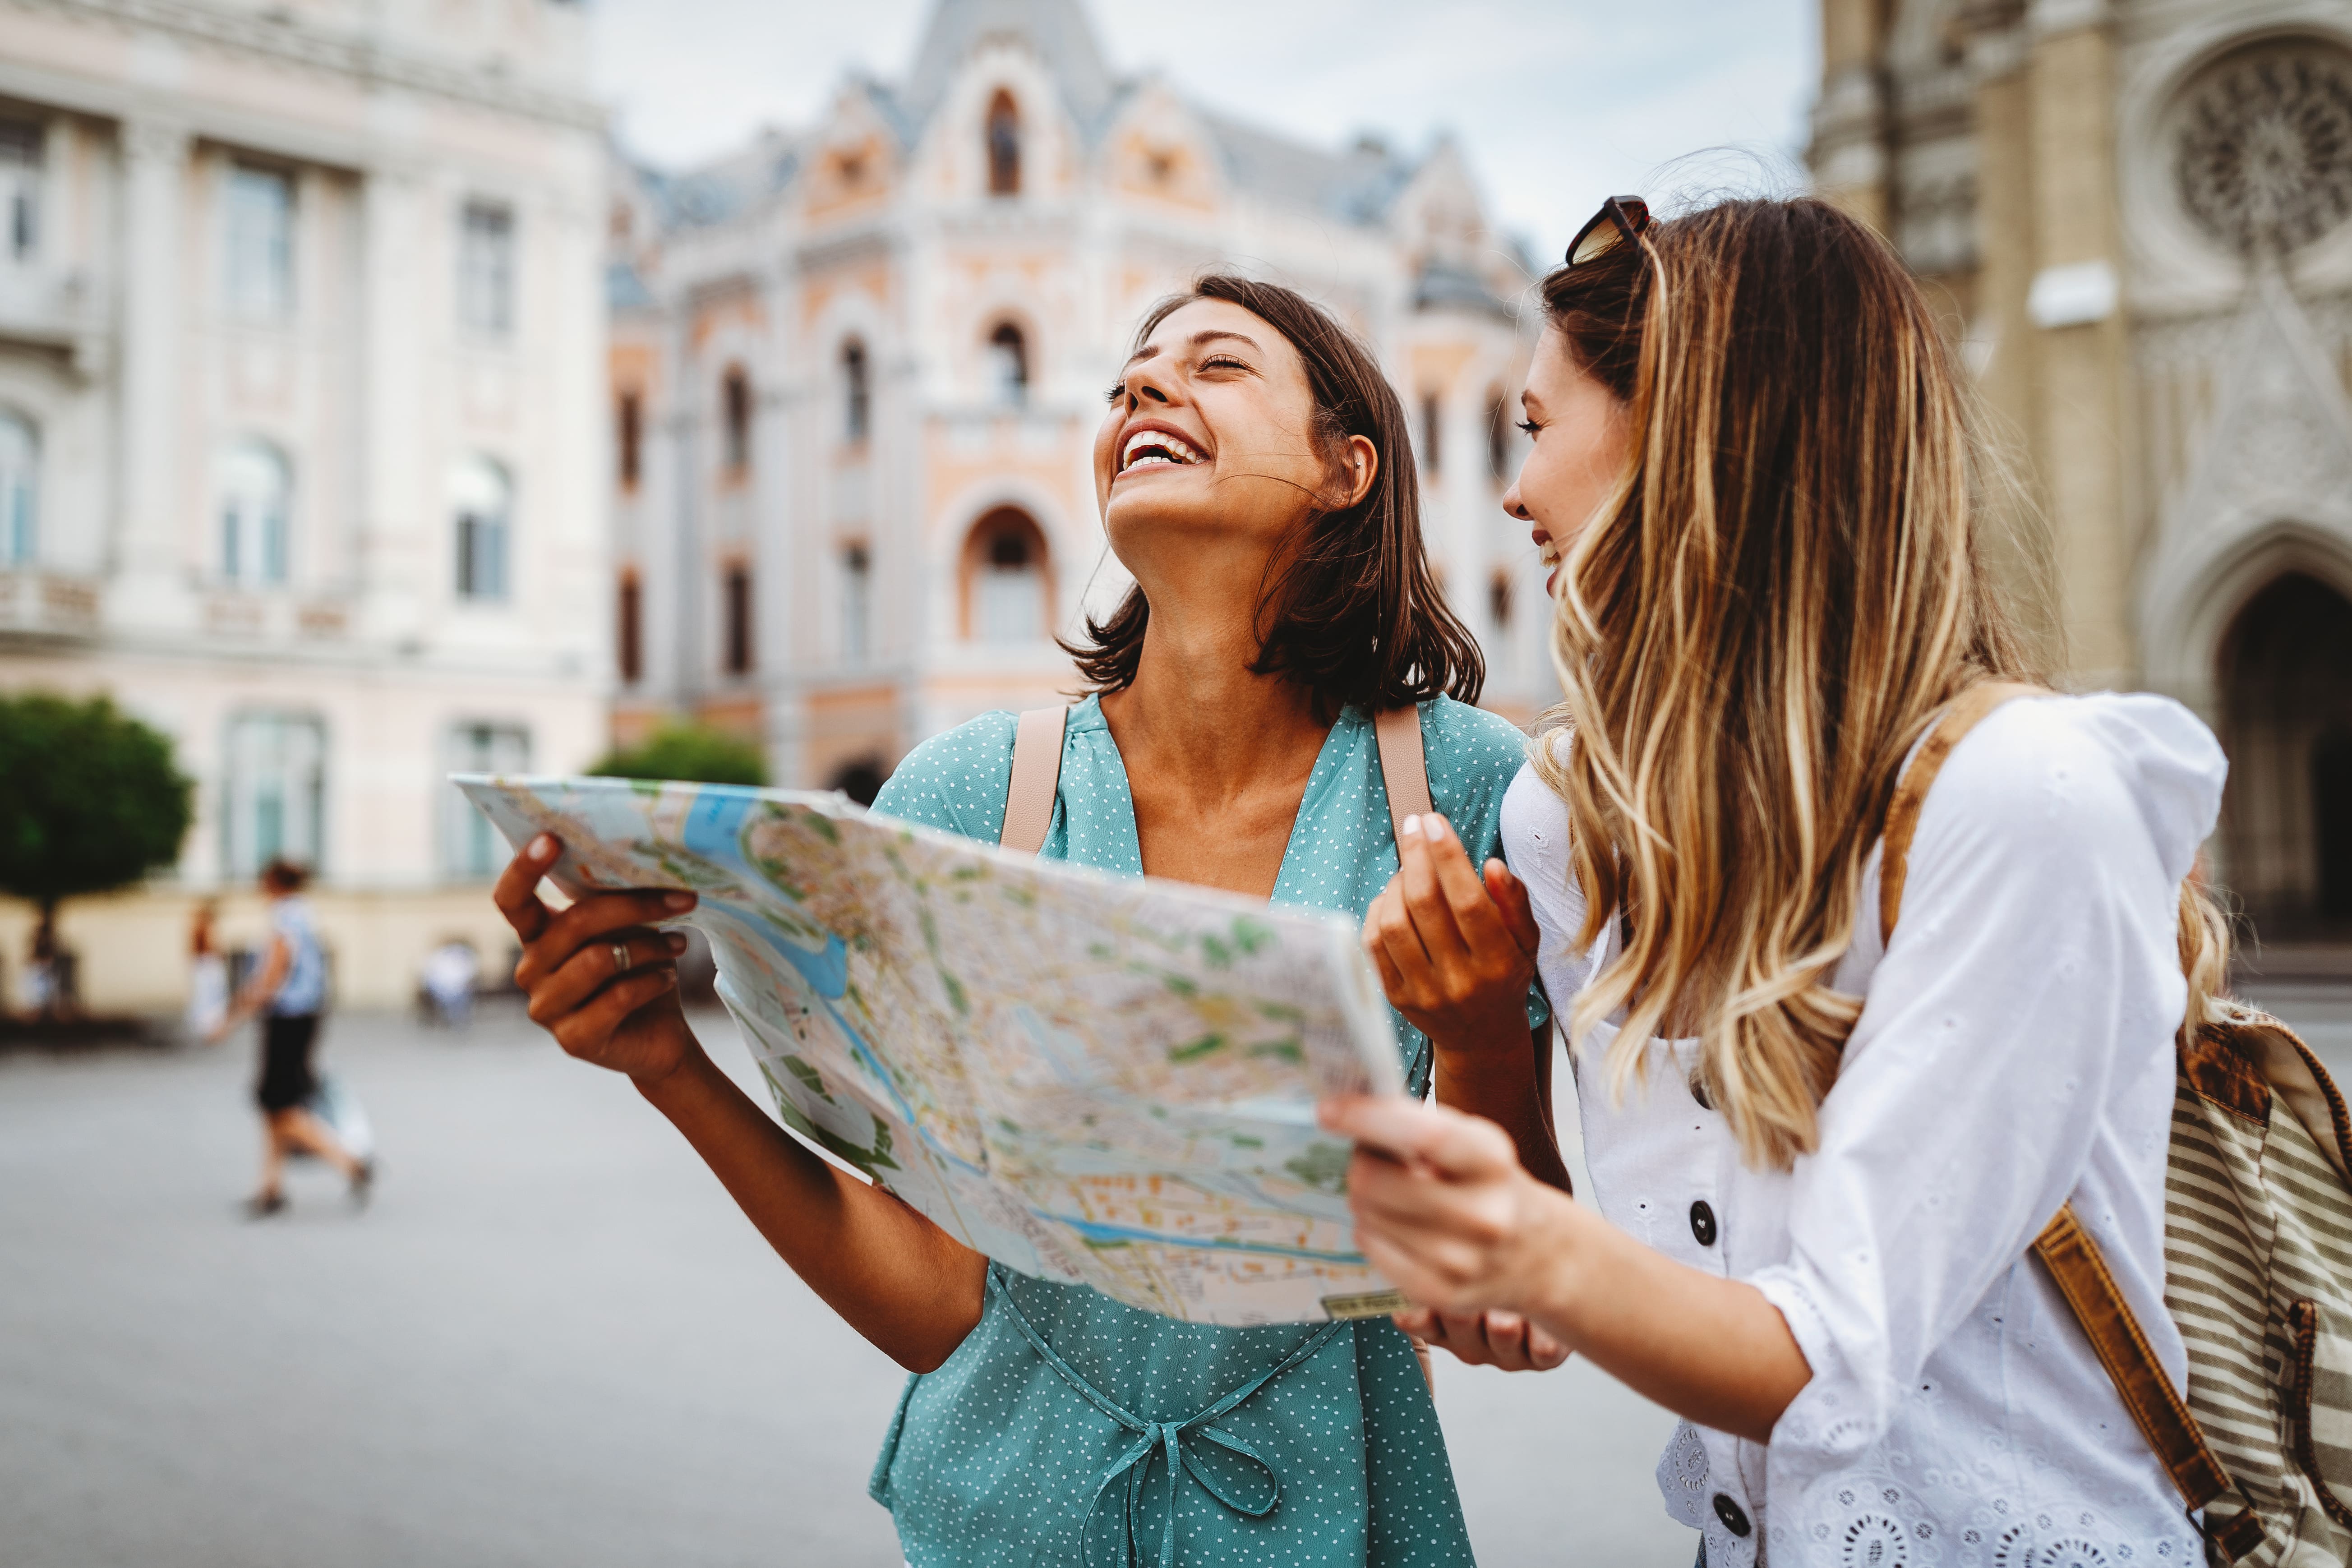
[1885,685,2352,1566]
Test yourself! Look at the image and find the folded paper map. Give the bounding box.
[454,774,1410,1326]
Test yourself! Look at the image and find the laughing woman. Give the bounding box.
[490,275,1551,1566]
[1328,196,2234,1566]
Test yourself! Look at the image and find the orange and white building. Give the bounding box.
[606,0,1550,795]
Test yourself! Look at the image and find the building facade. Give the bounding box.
[1812,0,2352,952]
[607,0,1550,798]
[0,0,610,1008]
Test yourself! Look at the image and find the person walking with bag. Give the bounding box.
[1317,195,2337,1565]
[212,858,371,1216]
[490,276,1553,1566]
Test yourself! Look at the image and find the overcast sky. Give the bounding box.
[588,0,1819,263]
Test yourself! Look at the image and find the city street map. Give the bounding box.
[453,774,1411,1326]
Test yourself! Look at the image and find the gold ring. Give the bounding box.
[610,941,631,976]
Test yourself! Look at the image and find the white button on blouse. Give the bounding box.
[1501,693,2227,1567]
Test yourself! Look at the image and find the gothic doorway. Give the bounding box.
[2217,571,2352,939]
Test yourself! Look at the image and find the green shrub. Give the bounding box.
[588,723,768,788]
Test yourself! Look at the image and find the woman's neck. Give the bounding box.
[1100,604,1328,793]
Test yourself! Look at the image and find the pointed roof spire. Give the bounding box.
[901,0,1116,135]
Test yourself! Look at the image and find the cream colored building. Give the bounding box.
[605,0,1550,796]
[0,0,611,1009]
[1812,0,2352,951]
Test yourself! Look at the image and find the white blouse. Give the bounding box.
[1499,693,2227,1567]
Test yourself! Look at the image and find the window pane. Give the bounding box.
[841,544,869,662]
[447,723,529,878]
[226,166,293,318]
[217,440,291,585]
[460,201,515,336]
[450,457,512,601]
[0,409,36,565]
[0,120,40,264]
[979,566,1041,644]
[224,713,326,878]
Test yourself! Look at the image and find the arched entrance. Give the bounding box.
[2217,571,2352,937]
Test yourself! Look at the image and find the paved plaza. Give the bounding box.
[5,991,2347,1568]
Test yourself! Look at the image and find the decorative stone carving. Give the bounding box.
[2175,42,2352,255]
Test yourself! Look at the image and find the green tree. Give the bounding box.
[0,693,194,1015]
[588,722,768,787]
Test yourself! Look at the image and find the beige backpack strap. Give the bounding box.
[1374,704,1433,840]
[1373,701,1439,1393]
[1000,707,1069,855]
[1877,681,2262,1561]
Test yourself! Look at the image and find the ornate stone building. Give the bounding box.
[1812,0,2352,949]
[606,0,1547,798]
[0,0,610,1007]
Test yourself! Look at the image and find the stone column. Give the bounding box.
[1811,0,1891,233]
[111,118,192,627]
[357,159,427,643]
[2025,0,2136,689]
[1957,1,2063,663]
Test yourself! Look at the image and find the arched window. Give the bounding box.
[2218,570,2352,934]
[617,570,642,684]
[987,321,1028,406]
[840,540,872,661]
[223,711,326,878]
[721,365,752,472]
[828,756,888,807]
[986,90,1021,197]
[842,339,870,443]
[723,560,754,675]
[0,408,36,565]
[1487,388,1512,482]
[616,390,641,490]
[217,438,291,586]
[964,508,1049,644]
[451,455,512,601]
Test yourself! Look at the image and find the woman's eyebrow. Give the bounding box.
[1121,329,1263,370]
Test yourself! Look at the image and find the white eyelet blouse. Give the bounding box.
[1499,693,2228,1567]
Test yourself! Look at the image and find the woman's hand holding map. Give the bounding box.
[492,827,989,1372]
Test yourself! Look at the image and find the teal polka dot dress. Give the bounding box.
[867,695,1542,1568]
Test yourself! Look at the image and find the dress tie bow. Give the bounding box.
[989,1270,1348,1568]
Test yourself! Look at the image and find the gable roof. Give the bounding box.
[902,0,1117,137]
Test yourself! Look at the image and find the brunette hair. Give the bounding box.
[1065,274,1483,713]
[261,858,309,894]
[1535,198,2046,1167]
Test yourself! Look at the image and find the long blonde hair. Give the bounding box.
[1534,198,2228,1168]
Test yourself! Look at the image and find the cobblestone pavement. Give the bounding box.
[3,992,2345,1568]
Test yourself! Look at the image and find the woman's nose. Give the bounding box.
[1500,481,1531,521]
[1123,358,1178,409]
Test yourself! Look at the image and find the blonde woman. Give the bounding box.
[1324,196,2232,1564]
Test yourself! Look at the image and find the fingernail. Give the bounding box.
[666,932,687,953]
[1401,815,1420,839]
[529,834,556,860]
[1426,815,1450,844]
[664,892,696,910]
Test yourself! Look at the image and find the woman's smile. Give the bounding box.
[1114,418,1210,477]
[1532,526,1561,595]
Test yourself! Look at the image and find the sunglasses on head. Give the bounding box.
[1565,195,1652,268]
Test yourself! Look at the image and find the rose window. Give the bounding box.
[2176,42,2352,254]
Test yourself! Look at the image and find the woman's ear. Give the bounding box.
[1330,434,1378,509]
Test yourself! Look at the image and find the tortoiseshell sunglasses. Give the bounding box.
[1565,195,1652,267]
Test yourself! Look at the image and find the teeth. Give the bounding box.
[1121,428,1203,470]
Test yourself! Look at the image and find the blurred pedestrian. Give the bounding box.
[186,899,229,1042]
[421,937,478,1028]
[210,858,371,1217]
